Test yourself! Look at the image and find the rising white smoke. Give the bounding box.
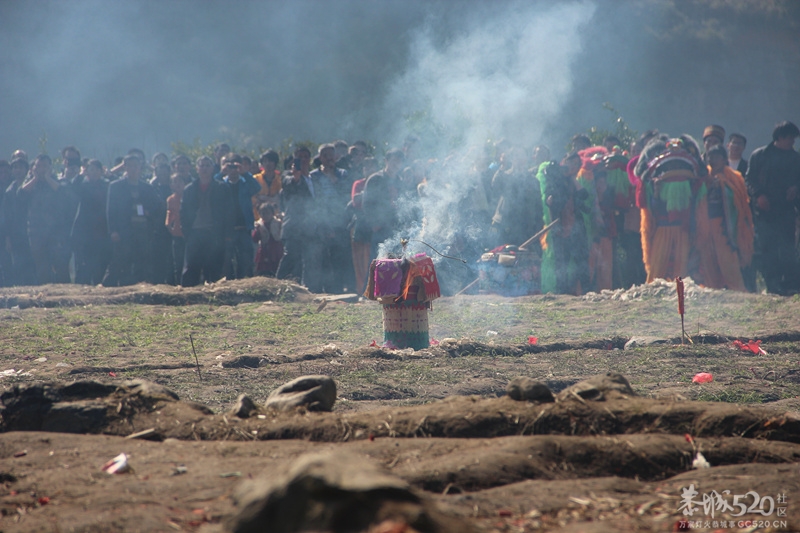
[384,1,596,149]
[376,1,597,274]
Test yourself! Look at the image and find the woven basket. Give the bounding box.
[382,285,430,350]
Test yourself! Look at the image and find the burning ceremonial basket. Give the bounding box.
[364,253,441,350]
[477,245,540,296]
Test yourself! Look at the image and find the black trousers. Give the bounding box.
[755,216,798,295]
[75,238,111,285]
[276,235,323,293]
[181,229,224,287]
[171,236,185,287]
[103,226,152,287]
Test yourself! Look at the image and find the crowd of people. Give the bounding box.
[0,119,798,296]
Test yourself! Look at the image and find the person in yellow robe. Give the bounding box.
[694,145,754,291]
[634,135,706,283]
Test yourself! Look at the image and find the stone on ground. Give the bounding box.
[557,373,636,401]
[230,394,259,419]
[265,375,337,412]
[623,336,669,350]
[221,355,265,369]
[506,377,554,403]
[120,379,180,401]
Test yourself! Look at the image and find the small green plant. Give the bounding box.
[38,131,48,155]
[571,103,639,151]
[696,388,764,404]
[170,138,215,161]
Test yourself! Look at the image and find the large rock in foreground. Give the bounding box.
[227,451,473,533]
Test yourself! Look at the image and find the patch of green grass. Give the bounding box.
[345,368,379,384]
[696,388,765,404]
[3,287,800,413]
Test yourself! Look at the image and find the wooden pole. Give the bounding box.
[518,218,560,251]
[454,277,481,297]
[676,277,686,345]
[190,333,202,381]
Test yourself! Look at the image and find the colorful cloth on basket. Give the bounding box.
[373,258,403,301]
[401,254,441,302]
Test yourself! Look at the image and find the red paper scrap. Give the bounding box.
[692,372,713,384]
[733,339,767,355]
[528,336,538,345]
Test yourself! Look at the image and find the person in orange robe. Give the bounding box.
[634,135,706,283]
[694,145,754,291]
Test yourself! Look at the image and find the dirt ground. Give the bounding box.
[0,277,798,532]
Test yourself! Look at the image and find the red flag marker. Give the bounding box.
[676,277,686,344]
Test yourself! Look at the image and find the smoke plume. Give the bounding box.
[375,1,596,273]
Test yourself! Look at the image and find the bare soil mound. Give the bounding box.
[1,377,798,531]
[0,277,311,308]
[4,378,800,445]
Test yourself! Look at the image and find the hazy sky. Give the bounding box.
[1,0,798,162]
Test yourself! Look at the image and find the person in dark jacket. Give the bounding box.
[0,159,11,286]
[490,146,543,248]
[745,121,800,295]
[102,154,163,286]
[276,147,320,290]
[17,154,74,284]
[71,159,110,285]
[179,155,234,286]
[149,162,175,284]
[360,148,406,261]
[2,157,36,285]
[309,143,353,293]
